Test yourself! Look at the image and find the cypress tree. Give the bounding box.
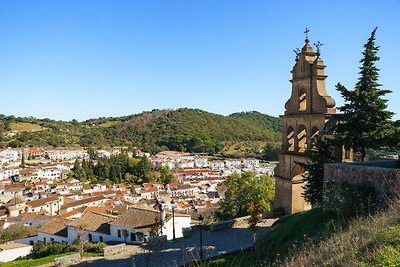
[298,137,336,206]
[336,27,396,161]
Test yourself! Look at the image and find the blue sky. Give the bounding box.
[1,1,399,121]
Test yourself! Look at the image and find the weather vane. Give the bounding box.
[314,41,323,56]
[304,28,310,43]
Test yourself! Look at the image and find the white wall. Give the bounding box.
[0,246,32,262]
[67,227,114,243]
[37,232,69,244]
[163,216,191,240]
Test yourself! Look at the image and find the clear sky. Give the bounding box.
[1,0,399,121]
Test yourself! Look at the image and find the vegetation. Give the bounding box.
[0,109,281,157]
[280,206,400,266]
[202,208,339,266]
[297,137,336,206]
[0,225,37,244]
[0,252,74,267]
[335,28,397,161]
[70,153,153,184]
[218,171,275,220]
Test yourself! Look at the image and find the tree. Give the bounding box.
[219,171,275,219]
[263,142,280,161]
[20,153,26,168]
[335,27,396,161]
[297,137,336,206]
[135,155,153,183]
[156,166,177,185]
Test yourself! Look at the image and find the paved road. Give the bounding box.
[69,219,276,267]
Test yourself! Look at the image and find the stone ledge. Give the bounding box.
[103,243,127,256]
[54,253,81,267]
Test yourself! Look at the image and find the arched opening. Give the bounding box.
[291,165,306,182]
[311,126,319,140]
[287,126,295,152]
[297,125,307,153]
[299,87,307,111]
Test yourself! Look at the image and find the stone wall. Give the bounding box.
[324,159,400,205]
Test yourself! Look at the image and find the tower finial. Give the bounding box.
[304,28,310,43]
[293,48,300,62]
[314,41,323,57]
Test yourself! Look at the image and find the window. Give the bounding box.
[311,126,319,139]
[117,230,121,238]
[299,87,307,111]
[99,236,103,242]
[88,233,93,242]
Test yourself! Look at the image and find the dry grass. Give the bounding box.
[278,174,400,267]
[9,122,43,132]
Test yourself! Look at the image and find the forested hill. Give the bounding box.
[0,109,281,156]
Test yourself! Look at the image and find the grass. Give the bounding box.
[221,141,266,158]
[1,252,74,267]
[280,206,400,266]
[9,122,43,132]
[98,121,118,127]
[200,208,340,267]
[202,206,400,266]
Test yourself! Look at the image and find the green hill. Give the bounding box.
[0,109,281,156]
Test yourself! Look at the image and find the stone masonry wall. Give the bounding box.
[324,159,400,205]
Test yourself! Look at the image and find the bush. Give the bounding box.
[30,242,70,259]
[83,242,106,254]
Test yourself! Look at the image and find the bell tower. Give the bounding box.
[273,30,336,214]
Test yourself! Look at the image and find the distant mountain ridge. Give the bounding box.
[0,109,281,156]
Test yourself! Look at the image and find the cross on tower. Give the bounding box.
[304,28,310,43]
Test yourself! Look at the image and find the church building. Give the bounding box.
[273,31,339,214]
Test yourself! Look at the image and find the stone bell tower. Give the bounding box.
[273,30,336,214]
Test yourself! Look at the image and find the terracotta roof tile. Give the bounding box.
[68,212,116,234]
[37,217,69,237]
[111,207,170,232]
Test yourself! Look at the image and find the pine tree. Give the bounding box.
[336,27,396,161]
[298,137,336,206]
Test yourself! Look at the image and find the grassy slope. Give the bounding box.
[202,208,338,267]
[204,207,400,267]
[9,122,43,132]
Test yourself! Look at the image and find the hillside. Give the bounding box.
[204,206,400,266]
[0,109,281,156]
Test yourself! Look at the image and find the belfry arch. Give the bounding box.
[299,87,307,112]
[297,125,307,153]
[287,126,295,152]
[273,32,337,215]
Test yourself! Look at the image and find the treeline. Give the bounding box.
[71,153,176,186]
[0,109,282,156]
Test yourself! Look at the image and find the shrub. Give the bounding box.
[31,242,70,259]
[83,242,106,254]
[323,181,379,217]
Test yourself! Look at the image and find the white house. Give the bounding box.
[0,149,20,161]
[36,167,62,180]
[110,207,191,241]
